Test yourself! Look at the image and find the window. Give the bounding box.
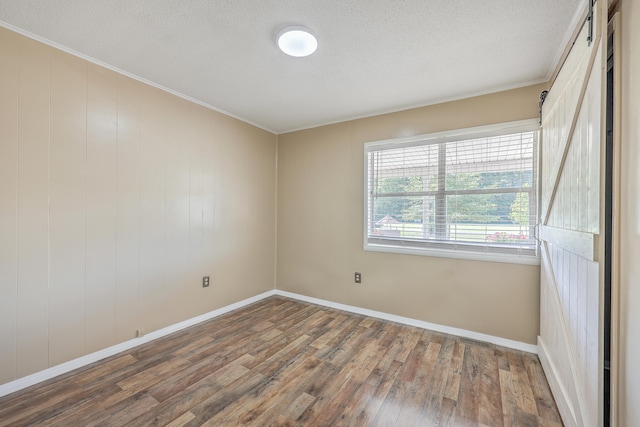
[364,119,539,264]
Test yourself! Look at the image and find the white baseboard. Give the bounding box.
[0,290,278,398]
[0,288,536,398]
[274,290,538,354]
[537,336,577,427]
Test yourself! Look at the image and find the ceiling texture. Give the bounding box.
[0,0,583,134]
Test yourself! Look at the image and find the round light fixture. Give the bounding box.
[277,26,318,57]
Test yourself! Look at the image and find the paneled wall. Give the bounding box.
[0,27,277,385]
[277,84,546,345]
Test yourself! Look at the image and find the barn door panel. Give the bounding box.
[540,25,593,223]
[538,3,604,426]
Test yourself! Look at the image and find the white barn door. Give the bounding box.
[538,3,605,427]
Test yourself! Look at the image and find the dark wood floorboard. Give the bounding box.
[0,296,563,426]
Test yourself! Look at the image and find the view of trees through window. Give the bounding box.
[372,171,534,244]
[368,132,537,251]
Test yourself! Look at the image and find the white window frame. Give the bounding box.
[363,119,541,265]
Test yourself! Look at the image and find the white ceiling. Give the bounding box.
[0,0,583,134]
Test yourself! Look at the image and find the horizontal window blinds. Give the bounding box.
[365,125,539,258]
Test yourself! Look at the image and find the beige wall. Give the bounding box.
[277,84,546,344]
[619,0,640,424]
[0,27,277,385]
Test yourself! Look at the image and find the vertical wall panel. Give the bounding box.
[213,121,243,296]
[197,107,218,314]
[138,86,167,333]
[114,76,141,342]
[85,64,118,353]
[48,50,87,365]
[211,118,234,304]
[164,98,191,325]
[244,125,279,297]
[214,123,257,304]
[0,27,19,384]
[15,36,50,378]
[212,119,278,306]
[187,105,207,317]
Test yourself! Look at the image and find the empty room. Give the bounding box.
[0,0,639,426]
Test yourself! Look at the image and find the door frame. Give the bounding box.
[604,11,621,427]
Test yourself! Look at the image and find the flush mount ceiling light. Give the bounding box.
[277,26,318,57]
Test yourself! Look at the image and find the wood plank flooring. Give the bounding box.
[0,296,562,426]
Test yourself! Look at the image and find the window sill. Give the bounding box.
[364,242,541,266]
